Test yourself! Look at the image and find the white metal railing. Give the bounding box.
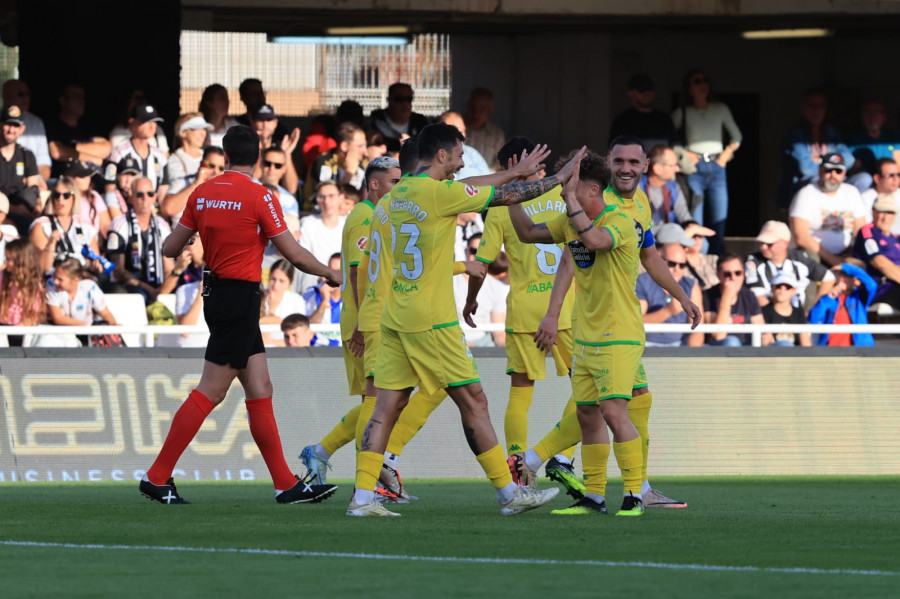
[2,323,900,348]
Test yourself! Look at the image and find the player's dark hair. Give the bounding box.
[497,136,536,168]
[553,149,610,187]
[608,134,646,155]
[222,125,259,167]
[399,135,419,175]
[417,123,464,162]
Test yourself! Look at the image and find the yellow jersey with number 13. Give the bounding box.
[382,173,494,333]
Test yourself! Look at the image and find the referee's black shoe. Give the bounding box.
[276,475,338,504]
[140,476,191,504]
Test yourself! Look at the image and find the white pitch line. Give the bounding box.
[1,540,896,577]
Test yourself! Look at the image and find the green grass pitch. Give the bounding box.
[2,477,898,598]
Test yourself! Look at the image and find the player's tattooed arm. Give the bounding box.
[490,176,560,207]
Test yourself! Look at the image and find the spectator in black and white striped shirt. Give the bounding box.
[108,104,169,201]
[745,220,834,310]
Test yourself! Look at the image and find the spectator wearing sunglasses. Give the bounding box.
[369,82,429,153]
[703,252,764,346]
[160,114,216,221]
[636,242,703,347]
[105,177,173,303]
[789,152,867,267]
[29,176,101,275]
[258,147,298,218]
[860,158,900,235]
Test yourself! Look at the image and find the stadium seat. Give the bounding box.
[103,294,148,347]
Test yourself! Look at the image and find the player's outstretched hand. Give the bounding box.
[463,299,479,328]
[510,144,550,179]
[534,313,559,352]
[555,145,587,184]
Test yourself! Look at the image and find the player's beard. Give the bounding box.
[612,172,639,195]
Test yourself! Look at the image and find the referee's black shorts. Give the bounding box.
[202,278,265,369]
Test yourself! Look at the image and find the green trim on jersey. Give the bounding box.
[348,260,360,266]
[432,320,459,329]
[575,339,643,347]
[448,378,481,387]
[361,199,375,210]
[592,204,616,223]
[479,188,496,212]
[633,383,649,390]
[602,225,617,249]
[475,256,494,264]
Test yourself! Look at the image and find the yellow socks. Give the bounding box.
[628,392,652,483]
[476,444,513,489]
[321,402,362,456]
[504,386,534,454]
[614,438,644,497]
[557,395,577,462]
[354,450,383,492]
[533,408,580,463]
[354,396,377,452]
[386,388,445,456]
[582,443,611,498]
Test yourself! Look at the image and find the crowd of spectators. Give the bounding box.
[0,70,895,347]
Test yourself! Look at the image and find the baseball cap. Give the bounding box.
[251,104,277,121]
[627,73,655,93]
[64,159,96,178]
[873,193,898,213]
[771,272,798,289]
[655,223,693,247]
[1,105,24,126]
[756,220,792,244]
[131,103,164,124]
[821,152,846,171]
[179,115,214,133]
[117,156,141,176]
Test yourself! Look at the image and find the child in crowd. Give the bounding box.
[281,312,337,347]
[808,258,877,346]
[0,239,46,346]
[761,272,811,347]
[47,257,117,326]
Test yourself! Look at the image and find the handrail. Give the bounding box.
[3,322,900,347]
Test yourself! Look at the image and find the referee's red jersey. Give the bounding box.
[179,171,288,282]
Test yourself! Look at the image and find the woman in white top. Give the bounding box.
[672,70,742,255]
[199,84,240,149]
[29,177,102,276]
[64,159,110,239]
[47,257,117,325]
[260,259,307,346]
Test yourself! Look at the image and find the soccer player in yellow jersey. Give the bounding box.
[299,157,402,485]
[347,123,585,517]
[462,136,582,494]
[507,150,648,515]
[512,136,702,509]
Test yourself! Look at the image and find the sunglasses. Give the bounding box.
[880,172,899,179]
[773,284,794,291]
[263,160,284,169]
[135,191,156,199]
[823,167,845,175]
[203,161,226,172]
[50,191,73,200]
[666,260,687,269]
[391,95,414,103]
[721,270,744,278]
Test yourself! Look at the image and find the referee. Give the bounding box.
[140,125,342,505]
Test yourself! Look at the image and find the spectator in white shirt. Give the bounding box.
[295,181,346,294]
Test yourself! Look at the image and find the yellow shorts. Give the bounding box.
[363,329,381,378]
[505,329,572,380]
[342,342,366,396]
[375,325,479,395]
[634,359,648,390]
[571,343,644,405]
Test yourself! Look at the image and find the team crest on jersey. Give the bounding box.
[464,184,480,198]
[633,219,645,248]
[568,241,595,268]
[357,235,368,251]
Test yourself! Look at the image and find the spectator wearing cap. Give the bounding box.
[609,73,678,152]
[64,159,110,239]
[370,82,430,154]
[46,83,111,180]
[761,272,811,347]
[639,145,693,232]
[860,158,900,236]
[440,111,491,180]
[745,220,834,310]
[635,242,704,347]
[852,193,900,311]
[303,122,368,208]
[258,147,299,218]
[778,88,856,208]
[2,79,50,184]
[105,176,173,304]
[463,87,505,171]
[0,105,41,234]
[702,252,764,346]
[102,156,141,218]
[249,103,300,197]
[808,258,877,347]
[789,152,867,267]
[108,104,169,201]
[680,221,719,290]
[108,89,169,152]
[198,84,239,149]
[159,113,216,220]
